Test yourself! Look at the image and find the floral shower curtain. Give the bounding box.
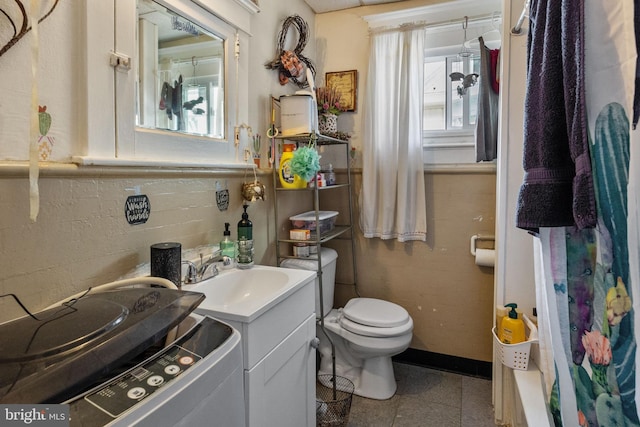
[359,26,427,242]
[534,0,640,425]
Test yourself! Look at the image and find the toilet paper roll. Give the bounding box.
[475,248,495,267]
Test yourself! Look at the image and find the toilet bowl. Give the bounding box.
[281,248,414,400]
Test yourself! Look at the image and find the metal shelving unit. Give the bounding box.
[272,136,358,296]
[271,97,359,386]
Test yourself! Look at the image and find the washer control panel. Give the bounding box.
[85,345,201,417]
[67,316,234,426]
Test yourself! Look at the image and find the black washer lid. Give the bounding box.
[0,298,128,363]
[0,287,205,404]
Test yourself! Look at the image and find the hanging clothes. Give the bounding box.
[475,36,499,162]
[359,26,427,242]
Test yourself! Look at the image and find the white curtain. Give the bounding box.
[360,26,427,242]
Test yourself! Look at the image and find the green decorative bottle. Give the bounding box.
[220,222,236,260]
[237,204,253,269]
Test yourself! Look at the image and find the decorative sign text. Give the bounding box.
[125,195,150,225]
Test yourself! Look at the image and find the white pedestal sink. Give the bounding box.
[184,265,316,427]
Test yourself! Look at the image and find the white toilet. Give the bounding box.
[281,248,413,400]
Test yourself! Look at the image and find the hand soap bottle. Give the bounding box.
[500,303,526,344]
[220,222,235,260]
[237,204,254,269]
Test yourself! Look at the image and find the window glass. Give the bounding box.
[424,54,480,132]
[137,0,225,139]
[424,60,446,130]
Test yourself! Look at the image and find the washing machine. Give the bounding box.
[0,286,245,426]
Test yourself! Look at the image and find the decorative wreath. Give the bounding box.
[264,15,316,88]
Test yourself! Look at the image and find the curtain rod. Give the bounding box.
[511,0,530,35]
[369,12,501,35]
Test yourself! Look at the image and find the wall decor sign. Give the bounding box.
[125,195,150,225]
[215,180,229,211]
[326,70,358,112]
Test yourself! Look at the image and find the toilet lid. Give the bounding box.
[342,298,410,327]
[339,314,413,338]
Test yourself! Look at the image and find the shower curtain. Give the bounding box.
[359,26,427,242]
[533,1,640,425]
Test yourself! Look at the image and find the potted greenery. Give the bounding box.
[316,85,346,134]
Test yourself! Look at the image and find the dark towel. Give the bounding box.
[516,0,596,232]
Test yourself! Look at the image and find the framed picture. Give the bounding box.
[325,70,358,112]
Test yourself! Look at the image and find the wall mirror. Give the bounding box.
[137,0,225,140]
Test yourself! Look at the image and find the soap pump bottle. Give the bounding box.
[220,222,235,260]
[500,303,526,344]
[326,163,336,186]
[237,204,254,269]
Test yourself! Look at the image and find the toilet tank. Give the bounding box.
[280,247,338,318]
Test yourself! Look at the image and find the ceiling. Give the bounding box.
[303,0,410,14]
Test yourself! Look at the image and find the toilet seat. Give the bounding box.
[339,298,413,338]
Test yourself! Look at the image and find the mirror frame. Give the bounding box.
[78,0,253,167]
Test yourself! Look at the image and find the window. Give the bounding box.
[424,54,480,132]
[422,52,481,164]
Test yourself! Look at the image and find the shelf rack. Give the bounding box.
[270,96,359,387]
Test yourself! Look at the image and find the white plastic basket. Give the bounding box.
[492,313,538,371]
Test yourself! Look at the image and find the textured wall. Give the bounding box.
[0,168,275,323]
[324,169,496,362]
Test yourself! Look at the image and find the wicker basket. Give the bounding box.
[493,313,538,371]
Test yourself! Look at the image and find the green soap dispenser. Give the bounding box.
[499,303,526,344]
[237,204,253,269]
[220,222,235,259]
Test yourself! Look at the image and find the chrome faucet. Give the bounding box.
[197,252,232,280]
[182,260,198,285]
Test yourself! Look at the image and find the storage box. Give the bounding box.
[290,229,311,240]
[280,94,317,137]
[289,211,338,235]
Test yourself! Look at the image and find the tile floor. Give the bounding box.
[346,362,495,427]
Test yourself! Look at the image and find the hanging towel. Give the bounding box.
[515,0,596,232]
[475,37,499,162]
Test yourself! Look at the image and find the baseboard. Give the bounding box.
[392,348,492,380]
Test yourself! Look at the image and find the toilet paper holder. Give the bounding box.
[470,234,495,256]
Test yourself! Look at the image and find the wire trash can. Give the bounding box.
[316,374,354,427]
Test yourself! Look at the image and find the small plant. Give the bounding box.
[316,85,346,115]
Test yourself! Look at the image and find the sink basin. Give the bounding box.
[184,265,315,322]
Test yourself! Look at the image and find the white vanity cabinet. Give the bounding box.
[245,314,316,426]
[194,271,316,427]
